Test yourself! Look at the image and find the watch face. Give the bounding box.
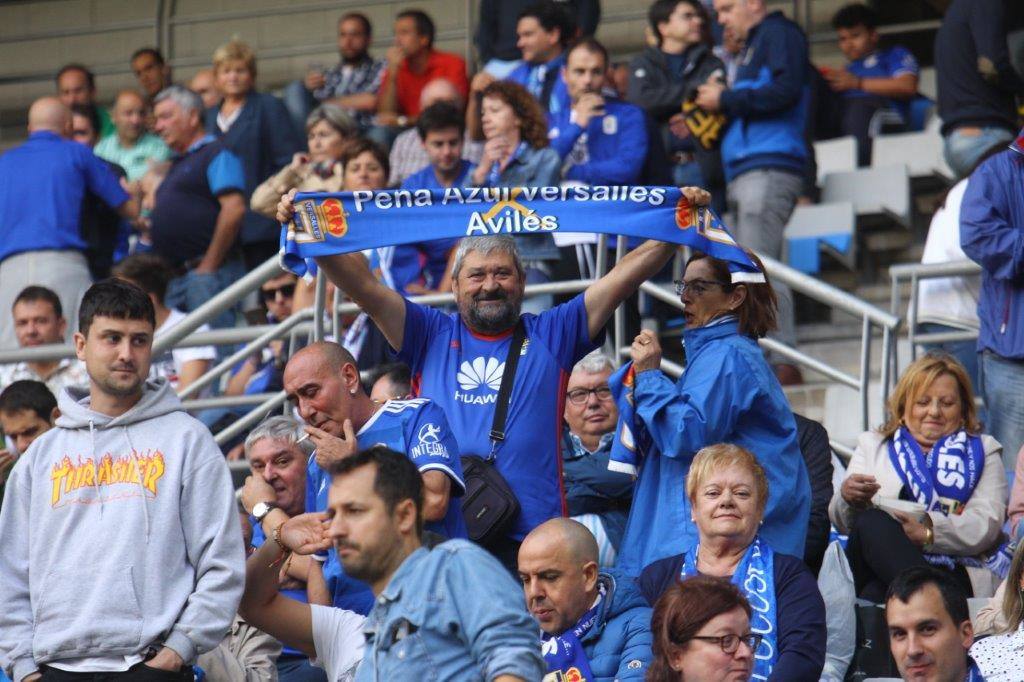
[254,502,270,519]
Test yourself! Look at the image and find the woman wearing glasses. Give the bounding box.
[614,251,812,583]
[640,445,826,681]
[649,576,759,682]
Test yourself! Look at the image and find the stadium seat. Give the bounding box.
[783,201,856,274]
[821,164,912,227]
[813,136,857,186]
[917,66,937,101]
[871,129,953,181]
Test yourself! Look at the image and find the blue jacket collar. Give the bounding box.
[29,130,62,142]
[580,569,649,644]
[682,316,740,356]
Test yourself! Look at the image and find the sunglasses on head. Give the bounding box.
[260,283,296,302]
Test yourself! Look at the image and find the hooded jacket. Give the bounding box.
[614,319,811,577]
[0,379,245,682]
[960,143,1024,359]
[578,569,653,682]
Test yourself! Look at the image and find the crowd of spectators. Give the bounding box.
[1,0,1024,680]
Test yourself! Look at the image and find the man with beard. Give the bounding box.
[0,279,243,682]
[276,186,712,569]
[282,341,467,611]
[239,446,543,681]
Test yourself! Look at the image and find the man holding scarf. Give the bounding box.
[518,518,652,681]
[276,186,715,570]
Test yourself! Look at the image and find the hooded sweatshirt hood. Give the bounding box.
[0,378,244,680]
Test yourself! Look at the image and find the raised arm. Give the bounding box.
[583,187,710,340]
[277,190,408,349]
[238,512,332,658]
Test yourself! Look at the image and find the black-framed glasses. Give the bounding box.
[567,386,613,404]
[688,633,762,654]
[260,283,296,302]
[673,279,734,297]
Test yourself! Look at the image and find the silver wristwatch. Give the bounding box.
[252,501,277,522]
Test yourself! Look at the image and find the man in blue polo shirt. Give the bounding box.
[0,97,137,349]
[283,342,467,604]
[151,85,247,330]
[820,3,920,166]
[376,101,474,296]
[277,185,713,569]
[549,38,648,185]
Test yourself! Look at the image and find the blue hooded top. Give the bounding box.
[614,319,811,577]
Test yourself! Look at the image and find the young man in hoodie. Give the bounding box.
[0,279,245,682]
[518,517,653,681]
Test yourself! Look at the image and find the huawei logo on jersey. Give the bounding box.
[454,357,504,405]
[457,357,504,391]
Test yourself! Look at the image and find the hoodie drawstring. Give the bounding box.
[88,420,103,518]
[123,425,152,539]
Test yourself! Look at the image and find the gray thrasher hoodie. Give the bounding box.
[0,378,245,682]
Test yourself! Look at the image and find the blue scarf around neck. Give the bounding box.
[540,581,605,681]
[887,427,984,517]
[680,537,778,681]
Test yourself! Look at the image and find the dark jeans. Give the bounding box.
[814,87,904,166]
[41,662,192,682]
[845,508,972,602]
[276,656,327,682]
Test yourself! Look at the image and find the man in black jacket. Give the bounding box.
[628,0,725,211]
[936,0,1024,178]
[794,414,834,576]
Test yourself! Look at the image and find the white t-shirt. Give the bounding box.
[310,604,365,682]
[151,309,217,392]
[917,179,981,330]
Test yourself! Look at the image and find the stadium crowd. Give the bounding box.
[1,0,1024,680]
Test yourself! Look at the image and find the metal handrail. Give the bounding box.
[889,260,982,368]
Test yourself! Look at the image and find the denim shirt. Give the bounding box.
[356,540,545,681]
[474,145,562,261]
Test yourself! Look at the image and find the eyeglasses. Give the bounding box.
[260,283,296,302]
[673,279,734,297]
[688,633,762,655]
[566,386,613,404]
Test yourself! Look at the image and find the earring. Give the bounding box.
[349,389,357,396]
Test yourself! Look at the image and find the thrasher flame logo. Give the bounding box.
[50,452,166,507]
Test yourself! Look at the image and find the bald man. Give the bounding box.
[190,69,222,110]
[282,341,467,611]
[0,97,139,349]
[388,77,482,185]
[519,518,653,681]
[95,89,171,181]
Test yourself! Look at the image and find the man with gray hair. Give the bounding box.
[562,350,633,566]
[276,186,710,569]
[238,416,332,682]
[151,84,246,329]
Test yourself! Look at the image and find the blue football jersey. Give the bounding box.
[395,294,598,540]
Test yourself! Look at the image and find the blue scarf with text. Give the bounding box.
[540,582,605,682]
[279,187,763,282]
[680,537,778,681]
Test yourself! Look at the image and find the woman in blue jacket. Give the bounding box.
[613,250,811,577]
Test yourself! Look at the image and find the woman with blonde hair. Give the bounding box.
[639,443,826,681]
[206,38,302,269]
[829,352,1006,601]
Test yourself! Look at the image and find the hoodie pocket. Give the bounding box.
[33,565,143,656]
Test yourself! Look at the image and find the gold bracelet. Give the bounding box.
[924,527,934,547]
[272,521,289,553]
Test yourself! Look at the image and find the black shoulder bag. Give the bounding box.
[460,320,525,545]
